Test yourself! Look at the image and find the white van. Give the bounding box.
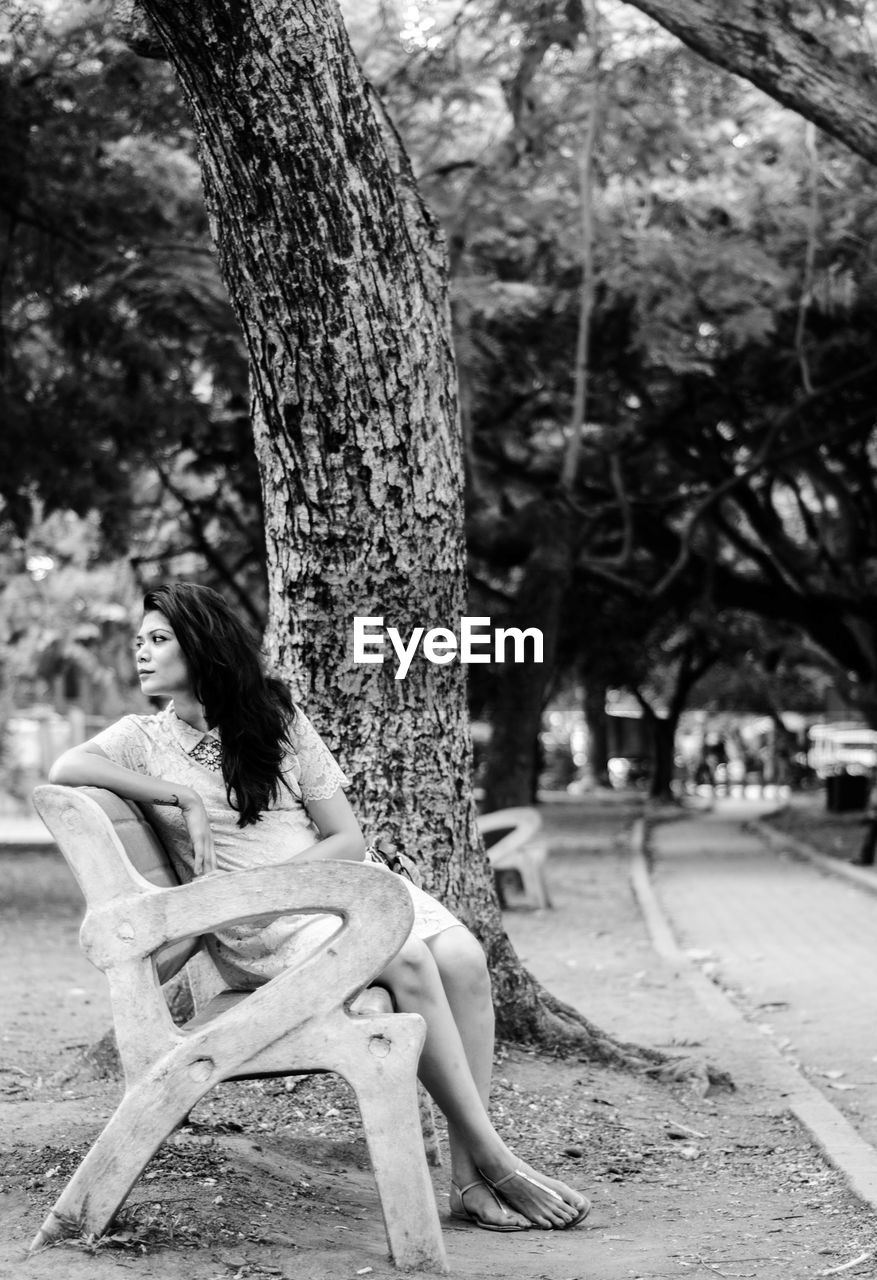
[807,723,877,777]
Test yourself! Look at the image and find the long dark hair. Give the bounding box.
[143,583,297,826]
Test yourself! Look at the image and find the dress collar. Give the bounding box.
[162,701,220,747]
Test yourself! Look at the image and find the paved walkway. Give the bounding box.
[650,799,877,1153]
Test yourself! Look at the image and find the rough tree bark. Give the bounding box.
[129,0,656,1062]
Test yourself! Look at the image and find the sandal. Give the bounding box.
[481,1167,591,1230]
[449,1178,532,1232]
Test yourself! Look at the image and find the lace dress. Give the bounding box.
[89,703,459,988]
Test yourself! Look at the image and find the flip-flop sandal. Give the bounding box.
[449,1178,532,1232]
[482,1167,591,1230]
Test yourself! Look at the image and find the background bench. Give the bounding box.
[478,805,552,910]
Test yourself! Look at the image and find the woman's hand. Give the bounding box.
[178,789,216,875]
[47,746,218,874]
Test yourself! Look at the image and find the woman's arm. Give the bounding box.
[49,745,216,873]
[51,744,191,806]
[291,788,366,863]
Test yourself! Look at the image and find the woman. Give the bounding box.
[50,582,589,1234]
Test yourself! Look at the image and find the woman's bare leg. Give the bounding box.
[424,927,514,1227]
[425,928,494,1104]
[378,934,587,1229]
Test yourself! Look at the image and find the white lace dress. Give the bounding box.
[89,703,459,988]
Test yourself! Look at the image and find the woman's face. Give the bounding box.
[134,609,193,700]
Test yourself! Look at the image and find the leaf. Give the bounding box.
[665,1122,706,1140]
[820,1253,871,1276]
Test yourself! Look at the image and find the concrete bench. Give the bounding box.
[477,806,552,910]
[29,784,447,1272]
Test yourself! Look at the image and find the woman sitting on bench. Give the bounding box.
[50,582,589,1235]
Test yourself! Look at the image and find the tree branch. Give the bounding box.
[794,121,820,396]
[111,0,168,59]
[648,367,877,596]
[561,4,603,491]
[625,0,877,166]
[709,505,803,596]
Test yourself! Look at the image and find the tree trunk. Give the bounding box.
[583,679,611,788]
[133,0,660,1058]
[481,665,542,811]
[647,713,678,801]
[481,506,572,813]
[139,0,477,896]
[628,0,877,166]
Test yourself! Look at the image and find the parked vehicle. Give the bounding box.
[807,723,877,778]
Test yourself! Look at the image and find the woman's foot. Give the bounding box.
[478,1159,590,1230]
[449,1179,531,1232]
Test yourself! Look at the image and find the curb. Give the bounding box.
[628,816,877,1213]
[749,817,877,900]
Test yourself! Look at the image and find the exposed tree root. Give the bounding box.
[494,964,733,1094]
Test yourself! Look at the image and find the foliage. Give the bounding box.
[0,507,139,713]
[0,4,265,615]
[350,1,877,722]
[688,615,838,719]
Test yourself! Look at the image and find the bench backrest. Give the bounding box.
[36,786,203,986]
[78,788,184,888]
[477,805,542,854]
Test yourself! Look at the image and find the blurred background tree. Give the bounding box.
[349,0,877,797]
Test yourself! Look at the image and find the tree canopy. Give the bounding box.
[350,1,877,760]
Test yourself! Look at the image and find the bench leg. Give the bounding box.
[521,858,552,909]
[333,1018,448,1272]
[496,855,552,909]
[29,1064,215,1251]
[240,1008,448,1271]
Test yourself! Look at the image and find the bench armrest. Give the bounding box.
[81,859,414,987]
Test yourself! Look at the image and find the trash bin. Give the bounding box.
[825,775,835,811]
[825,771,870,812]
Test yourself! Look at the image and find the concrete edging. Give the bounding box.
[628,815,877,1213]
[750,817,877,899]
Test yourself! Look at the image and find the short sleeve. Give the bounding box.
[289,708,349,803]
[87,715,153,774]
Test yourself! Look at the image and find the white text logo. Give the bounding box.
[353,616,543,680]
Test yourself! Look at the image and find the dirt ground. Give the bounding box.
[3,797,877,1280]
